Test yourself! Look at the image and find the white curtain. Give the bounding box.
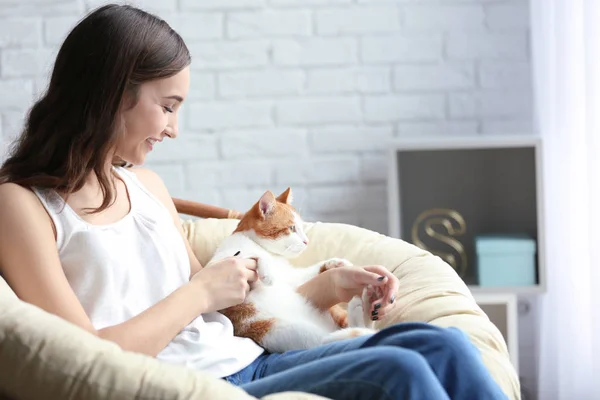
[530,0,600,399]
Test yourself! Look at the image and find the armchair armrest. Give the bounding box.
[172,197,245,220]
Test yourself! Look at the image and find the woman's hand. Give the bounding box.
[329,265,399,319]
[190,257,258,312]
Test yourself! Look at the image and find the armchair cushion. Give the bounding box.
[183,218,521,400]
[0,217,519,400]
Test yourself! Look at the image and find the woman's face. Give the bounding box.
[116,66,190,166]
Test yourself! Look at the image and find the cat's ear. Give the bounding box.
[276,187,293,204]
[258,190,276,217]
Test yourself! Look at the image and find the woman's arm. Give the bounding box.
[0,182,255,357]
[96,281,209,355]
[297,265,399,316]
[296,270,340,311]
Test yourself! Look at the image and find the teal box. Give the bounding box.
[475,234,537,287]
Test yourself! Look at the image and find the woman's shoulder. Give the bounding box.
[123,166,177,214]
[123,167,169,198]
[0,182,44,210]
[118,166,159,185]
[0,182,55,239]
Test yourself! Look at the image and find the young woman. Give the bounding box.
[0,4,508,400]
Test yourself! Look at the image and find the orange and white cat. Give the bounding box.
[206,187,377,353]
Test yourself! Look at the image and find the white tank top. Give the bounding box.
[32,166,264,378]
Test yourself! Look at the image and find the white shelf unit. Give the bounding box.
[386,135,546,295]
[473,292,520,375]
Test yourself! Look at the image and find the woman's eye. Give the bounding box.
[163,106,174,113]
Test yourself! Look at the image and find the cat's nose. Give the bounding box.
[303,239,309,245]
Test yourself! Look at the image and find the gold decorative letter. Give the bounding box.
[411,208,468,277]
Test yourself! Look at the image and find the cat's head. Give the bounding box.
[234,187,309,258]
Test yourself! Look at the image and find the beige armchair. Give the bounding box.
[0,199,520,400]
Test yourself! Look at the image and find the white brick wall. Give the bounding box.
[0,0,536,396]
[403,5,486,31]
[0,0,534,234]
[273,38,358,66]
[315,7,400,35]
[227,9,311,38]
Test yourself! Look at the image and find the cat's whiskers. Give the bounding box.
[282,243,298,256]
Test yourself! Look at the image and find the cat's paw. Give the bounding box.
[321,258,354,271]
[347,295,366,327]
[361,286,376,329]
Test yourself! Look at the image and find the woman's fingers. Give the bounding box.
[242,257,258,271]
[372,286,387,317]
[370,286,381,315]
[358,266,398,320]
[365,285,386,318]
[363,265,398,306]
[354,268,389,287]
[240,258,259,283]
[245,268,258,283]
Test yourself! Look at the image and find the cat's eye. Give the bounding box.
[289,225,296,232]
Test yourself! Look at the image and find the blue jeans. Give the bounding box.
[223,322,508,400]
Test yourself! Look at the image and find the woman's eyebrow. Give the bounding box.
[164,95,184,102]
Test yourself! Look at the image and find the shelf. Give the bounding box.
[473,292,520,374]
[387,135,546,294]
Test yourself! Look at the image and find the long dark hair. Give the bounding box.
[0,4,191,213]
